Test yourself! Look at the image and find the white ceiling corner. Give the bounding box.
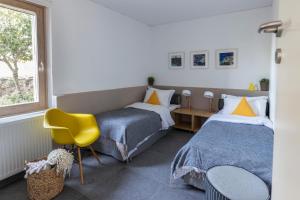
[92,0,273,26]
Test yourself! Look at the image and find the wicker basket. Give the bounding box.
[26,159,64,200]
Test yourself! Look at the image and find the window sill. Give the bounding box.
[0,110,46,127]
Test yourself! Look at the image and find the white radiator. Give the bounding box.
[0,115,52,181]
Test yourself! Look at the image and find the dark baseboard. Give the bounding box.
[0,171,25,189]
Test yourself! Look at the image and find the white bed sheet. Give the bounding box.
[205,113,273,129]
[169,104,181,112]
[126,102,175,130]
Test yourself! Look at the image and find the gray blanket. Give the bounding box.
[95,108,162,160]
[171,120,274,188]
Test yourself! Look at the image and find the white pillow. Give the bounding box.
[220,97,240,115]
[144,88,175,108]
[221,94,268,117]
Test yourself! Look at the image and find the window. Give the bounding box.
[0,0,47,117]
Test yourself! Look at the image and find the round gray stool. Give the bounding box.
[206,166,270,200]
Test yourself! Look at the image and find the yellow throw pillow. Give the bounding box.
[232,97,256,117]
[147,91,161,105]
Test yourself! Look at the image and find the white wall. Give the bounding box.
[151,7,272,90]
[51,0,153,95]
[50,2,272,94]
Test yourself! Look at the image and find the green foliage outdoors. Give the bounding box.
[0,91,34,106]
[0,7,33,65]
[0,7,34,106]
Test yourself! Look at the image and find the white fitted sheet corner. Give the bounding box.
[206,113,273,129]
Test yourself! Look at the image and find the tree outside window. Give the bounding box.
[0,6,36,106]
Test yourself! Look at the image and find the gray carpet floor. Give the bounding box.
[0,129,205,200]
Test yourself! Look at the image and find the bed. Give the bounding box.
[171,97,274,191]
[93,90,180,162]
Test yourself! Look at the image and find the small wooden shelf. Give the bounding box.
[174,122,193,132]
[172,108,214,133]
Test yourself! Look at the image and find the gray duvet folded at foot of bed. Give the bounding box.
[94,107,162,161]
[171,120,274,190]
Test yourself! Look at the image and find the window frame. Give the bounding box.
[0,0,47,117]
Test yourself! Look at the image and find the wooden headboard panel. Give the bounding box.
[56,86,147,114]
[156,85,269,112]
[171,94,181,105]
[55,85,268,114]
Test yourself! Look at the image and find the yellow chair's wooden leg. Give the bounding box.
[77,147,84,185]
[89,146,102,165]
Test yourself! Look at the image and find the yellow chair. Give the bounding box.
[44,108,101,184]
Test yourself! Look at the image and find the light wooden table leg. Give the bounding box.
[89,145,102,165]
[77,147,84,185]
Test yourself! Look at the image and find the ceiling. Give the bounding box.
[92,0,273,26]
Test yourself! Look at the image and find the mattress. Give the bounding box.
[94,107,163,161]
[171,119,274,190]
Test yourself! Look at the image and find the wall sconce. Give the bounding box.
[204,91,214,112]
[182,90,192,110]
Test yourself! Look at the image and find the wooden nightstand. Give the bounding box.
[172,108,214,133]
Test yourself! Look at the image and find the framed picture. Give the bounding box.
[169,52,184,69]
[216,49,238,69]
[190,50,209,69]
